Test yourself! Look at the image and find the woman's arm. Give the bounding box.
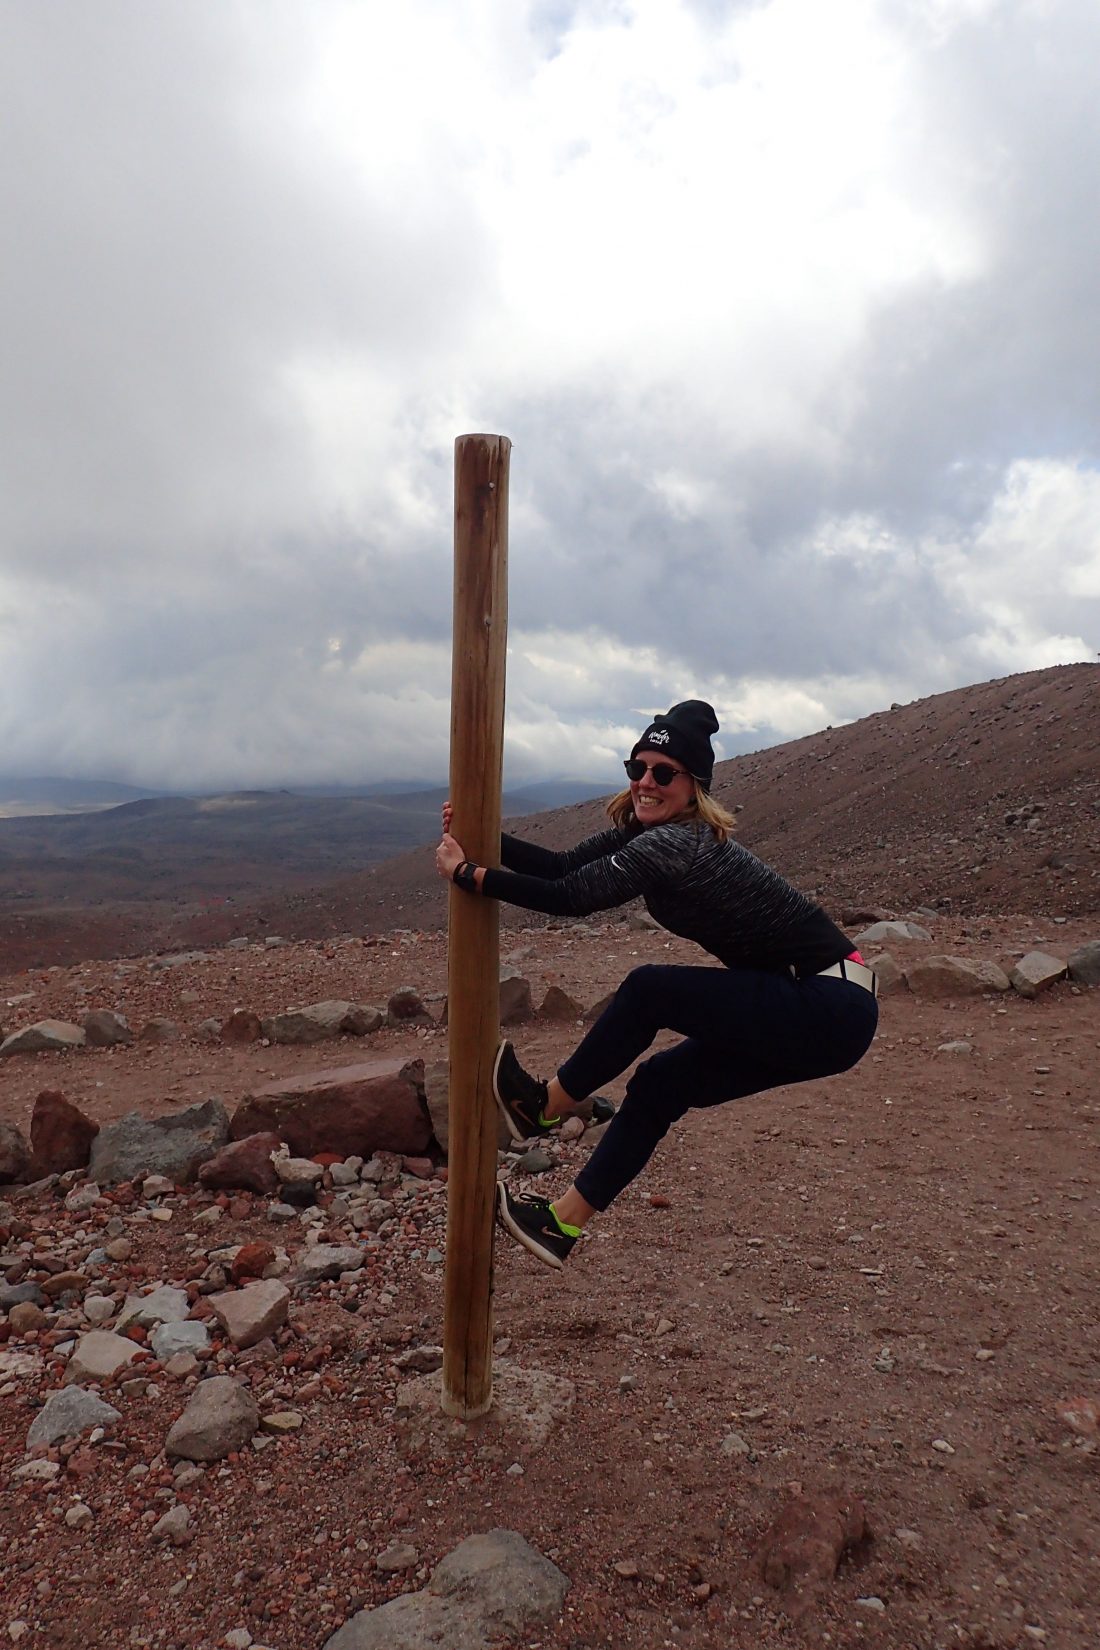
[500,829,622,878]
[442,800,620,880]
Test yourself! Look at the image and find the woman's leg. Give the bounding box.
[565,969,877,1213]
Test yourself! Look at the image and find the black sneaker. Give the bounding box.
[492,1041,558,1143]
[496,1183,577,1269]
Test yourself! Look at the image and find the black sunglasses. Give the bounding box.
[624,758,691,787]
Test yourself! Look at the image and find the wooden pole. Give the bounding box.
[441,433,510,1419]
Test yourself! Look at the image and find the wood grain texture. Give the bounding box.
[441,433,510,1419]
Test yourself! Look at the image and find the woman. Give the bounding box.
[435,700,878,1269]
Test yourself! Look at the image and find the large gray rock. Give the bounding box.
[0,1122,30,1183]
[863,952,907,996]
[323,1529,569,1650]
[1068,940,1100,987]
[27,1386,121,1449]
[499,969,534,1026]
[906,957,1011,998]
[89,1098,229,1185]
[263,1001,378,1046]
[82,1010,133,1048]
[165,1375,259,1461]
[853,920,932,947]
[1010,951,1067,999]
[230,1057,430,1159]
[1,1020,86,1057]
[423,1060,510,1158]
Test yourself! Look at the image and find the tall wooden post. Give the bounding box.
[441,433,510,1419]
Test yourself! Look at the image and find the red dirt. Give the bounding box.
[3,905,1099,1648]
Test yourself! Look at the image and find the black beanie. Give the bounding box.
[631,700,719,789]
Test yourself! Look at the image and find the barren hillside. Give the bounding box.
[237,662,1099,944]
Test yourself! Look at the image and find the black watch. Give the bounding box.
[452,860,480,892]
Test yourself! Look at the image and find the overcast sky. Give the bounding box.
[2,0,1097,791]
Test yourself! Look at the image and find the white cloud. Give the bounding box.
[0,0,1097,788]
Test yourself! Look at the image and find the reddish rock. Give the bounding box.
[229,1057,430,1159]
[401,1156,434,1179]
[197,1133,282,1196]
[28,1090,100,1178]
[538,984,583,1021]
[230,1242,276,1284]
[220,1010,262,1044]
[583,991,616,1023]
[759,1489,867,1617]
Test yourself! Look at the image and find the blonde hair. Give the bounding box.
[606,779,738,842]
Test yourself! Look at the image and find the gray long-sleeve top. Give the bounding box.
[481,822,854,976]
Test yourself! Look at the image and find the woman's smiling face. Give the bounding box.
[629,752,695,827]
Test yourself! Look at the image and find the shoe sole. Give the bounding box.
[491,1041,532,1145]
[495,1181,565,1270]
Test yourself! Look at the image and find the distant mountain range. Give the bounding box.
[0,774,615,821]
[1,662,1095,971]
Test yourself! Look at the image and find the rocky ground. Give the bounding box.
[2,909,1099,1650]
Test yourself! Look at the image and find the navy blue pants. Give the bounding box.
[557,964,878,1211]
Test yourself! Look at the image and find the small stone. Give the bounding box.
[151,1320,211,1362]
[142,1174,175,1198]
[223,1632,253,1650]
[517,1147,555,1175]
[8,1301,46,1333]
[375,1541,418,1572]
[63,1330,140,1385]
[64,1503,94,1529]
[83,1296,116,1326]
[13,1459,61,1482]
[720,1431,752,1456]
[151,1504,191,1545]
[260,1410,303,1433]
[931,1438,955,1454]
[856,1596,886,1612]
[394,1345,444,1374]
[165,1353,200,1381]
[293,1244,364,1283]
[117,1286,190,1331]
[209,1278,291,1352]
[1055,1396,1099,1437]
